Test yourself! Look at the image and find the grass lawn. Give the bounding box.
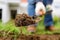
[0,17,60,35]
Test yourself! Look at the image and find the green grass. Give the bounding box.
[0,16,60,35]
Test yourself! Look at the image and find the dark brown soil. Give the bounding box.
[0,34,60,40]
[17,34,60,40]
[15,14,36,26]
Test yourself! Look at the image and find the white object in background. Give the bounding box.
[20,3,28,8]
[35,2,46,16]
[20,1,28,14]
[52,0,60,17]
[2,3,10,23]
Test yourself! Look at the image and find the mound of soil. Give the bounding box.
[15,14,36,27]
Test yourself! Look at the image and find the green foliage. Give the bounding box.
[0,20,20,37]
[53,16,60,25]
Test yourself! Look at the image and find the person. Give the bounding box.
[27,0,54,33]
[43,0,54,31]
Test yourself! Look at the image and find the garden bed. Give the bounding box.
[0,34,60,40]
[13,34,60,40]
[0,16,60,40]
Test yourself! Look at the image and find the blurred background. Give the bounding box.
[0,0,60,35]
[0,0,60,23]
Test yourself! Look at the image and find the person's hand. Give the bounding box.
[35,2,46,16]
[38,9,45,16]
[46,5,53,13]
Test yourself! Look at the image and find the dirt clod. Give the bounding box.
[15,14,36,27]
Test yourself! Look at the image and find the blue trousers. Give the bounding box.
[28,3,36,16]
[28,0,53,27]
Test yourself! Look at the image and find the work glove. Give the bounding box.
[46,5,53,13]
[35,2,46,16]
